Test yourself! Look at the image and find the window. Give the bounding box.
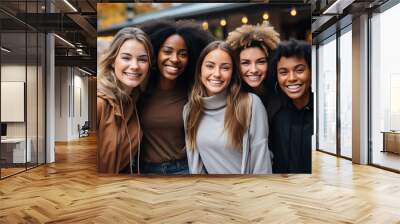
[317,36,337,154]
[339,28,352,158]
[371,2,400,171]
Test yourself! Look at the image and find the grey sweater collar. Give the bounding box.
[202,90,227,110]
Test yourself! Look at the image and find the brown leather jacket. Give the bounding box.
[97,83,141,174]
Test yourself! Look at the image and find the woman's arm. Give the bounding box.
[248,94,273,174]
[182,103,206,174]
[97,98,118,173]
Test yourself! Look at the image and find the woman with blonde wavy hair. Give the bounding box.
[183,41,272,174]
[97,27,153,174]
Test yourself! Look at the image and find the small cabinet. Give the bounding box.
[382,131,400,154]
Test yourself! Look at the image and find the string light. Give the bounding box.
[290,7,297,16]
[241,16,248,24]
[263,12,269,20]
[220,19,227,27]
[202,21,208,30]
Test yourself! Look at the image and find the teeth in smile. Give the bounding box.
[209,80,223,85]
[124,72,141,77]
[247,75,261,81]
[166,65,178,72]
[287,84,301,89]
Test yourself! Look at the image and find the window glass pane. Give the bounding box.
[27,31,38,169]
[340,28,352,158]
[318,37,337,154]
[38,32,46,165]
[371,3,400,171]
[1,30,27,177]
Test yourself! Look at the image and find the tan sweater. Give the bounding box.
[97,83,141,173]
[139,87,187,163]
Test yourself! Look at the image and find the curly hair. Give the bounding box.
[226,21,280,58]
[270,39,311,102]
[139,20,215,92]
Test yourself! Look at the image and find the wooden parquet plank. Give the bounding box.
[1,134,400,223]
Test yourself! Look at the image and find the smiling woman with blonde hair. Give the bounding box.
[97,27,153,174]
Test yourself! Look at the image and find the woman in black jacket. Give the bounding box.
[269,39,313,173]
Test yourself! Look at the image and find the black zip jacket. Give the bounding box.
[269,93,313,173]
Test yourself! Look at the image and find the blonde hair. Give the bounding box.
[98,27,153,102]
[226,21,280,57]
[186,41,249,150]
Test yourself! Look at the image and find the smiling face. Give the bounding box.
[239,47,267,89]
[157,34,189,82]
[200,48,233,96]
[277,56,311,108]
[113,39,150,93]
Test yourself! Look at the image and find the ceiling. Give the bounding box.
[0,0,97,74]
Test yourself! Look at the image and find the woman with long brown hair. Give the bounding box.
[97,27,153,174]
[226,21,280,122]
[183,41,272,174]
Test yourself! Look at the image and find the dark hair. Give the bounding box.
[139,20,215,92]
[271,39,311,88]
[270,39,311,103]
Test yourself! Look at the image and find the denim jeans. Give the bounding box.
[139,158,189,175]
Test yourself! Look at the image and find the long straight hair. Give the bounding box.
[98,27,154,103]
[186,41,250,150]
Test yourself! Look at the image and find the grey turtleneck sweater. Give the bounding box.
[196,90,242,174]
[183,91,272,174]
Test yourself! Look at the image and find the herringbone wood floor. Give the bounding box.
[1,135,400,223]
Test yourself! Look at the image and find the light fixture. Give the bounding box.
[54,34,75,48]
[1,47,11,53]
[241,16,248,24]
[78,67,93,76]
[263,12,269,20]
[290,7,297,16]
[322,0,354,15]
[63,0,78,12]
[202,21,208,30]
[76,48,84,55]
[220,19,227,27]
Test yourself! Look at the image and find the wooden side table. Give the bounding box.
[381,131,400,154]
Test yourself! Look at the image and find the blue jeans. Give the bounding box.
[139,158,189,175]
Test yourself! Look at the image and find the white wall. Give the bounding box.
[1,63,46,164]
[55,66,69,141]
[1,65,34,137]
[54,67,89,141]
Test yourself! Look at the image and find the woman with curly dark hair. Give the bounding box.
[269,39,313,173]
[137,20,215,174]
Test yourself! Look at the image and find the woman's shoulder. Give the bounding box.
[248,93,264,109]
[97,89,120,115]
[182,102,191,119]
